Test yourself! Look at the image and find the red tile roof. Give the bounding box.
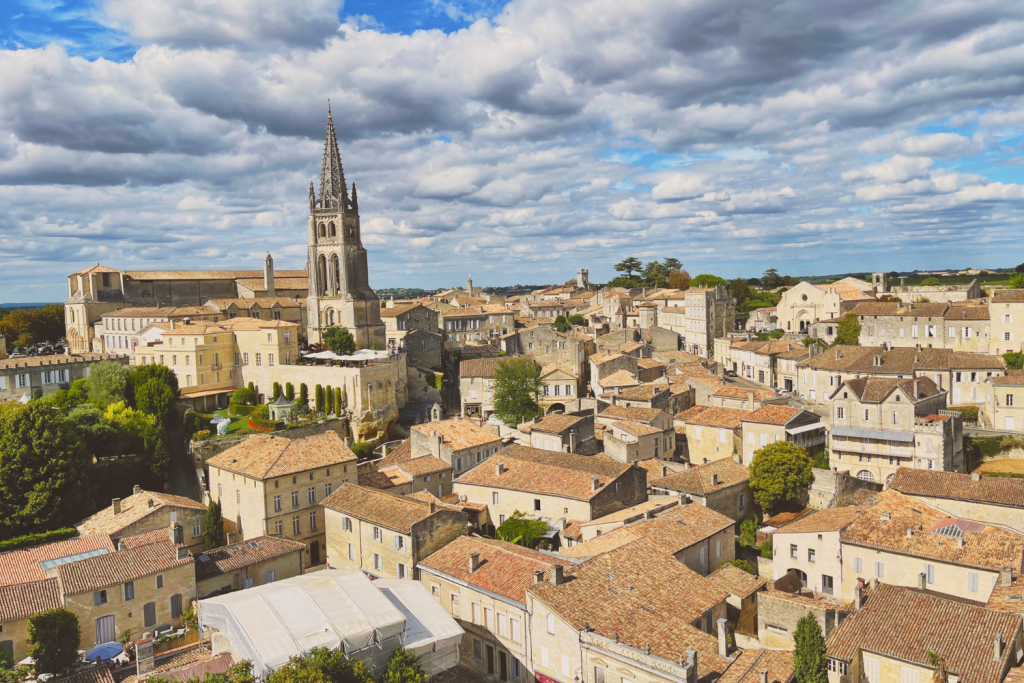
[0,578,62,622]
[0,534,116,587]
[58,539,193,595]
[206,432,357,480]
[195,535,306,581]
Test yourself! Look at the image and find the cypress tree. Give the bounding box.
[793,613,828,683]
[273,382,281,399]
[299,383,308,407]
[335,387,343,412]
[315,385,324,414]
[325,385,334,414]
[203,500,224,550]
[285,383,294,400]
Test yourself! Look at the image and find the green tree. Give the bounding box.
[729,278,752,306]
[0,304,65,349]
[325,385,335,414]
[718,559,755,575]
[567,314,585,326]
[50,379,89,410]
[267,647,373,683]
[135,378,178,434]
[761,268,782,288]
[749,441,814,515]
[614,257,643,280]
[315,385,325,414]
[299,383,309,407]
[663,258,682,272]
[232,387,257,405]
[1010,273,1024,289]
[350,441,374,461]
[495,511,549,547]
[552,315,571,333]
[87,360,134,407]
[335,387,343,412]
[1004,351,1024,371]
[285,383,295,400]
[642,261,668,287]
[834,313,861,346]
[131,363,180,397]
[203,500,224,550]
[492,358,542,425]
[273,382,282,400]
[28,608,81,675]
[381,649,427,683]
[0,402,92,539]
[690,274,729,288]
[323,327,357,355]
[793,613,828,683]
[921,277,941,286]
[667,269,691,290]
[248,381,255,394]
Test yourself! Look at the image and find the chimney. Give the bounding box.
[972,473,982,481]
[592,476,600,491]
[874,355,882,367]
[495,462,504,476]
[147,498,155,508]
[907,529,914,539]
[717,618,728,657]
[133,484,141,496]
[917,572,926,589]
[534,570,545,583]
[661,465,668,478]
[957,536,964,549]
[170,320,176,330]
[759,670,769,683]
[684,649,698,683]
[854,583,864,609]
[880,510,891,522]
[747,390,755,407]
[913,380,919,399]
[112,498,121,517]
[169,522,184,546]
[1001,567,1013,587]
[994,634,1005,662]
[711,473,719,486]
[871,577,879,590]
[382,443,389,458]
[644,510,655,520]
[428,501,436,514]
[569,430,577,453]
[469,552,481,573]
[136,638,155,677]
[551,565,564,586]
[835,348,841,360]
[176,545,190,560]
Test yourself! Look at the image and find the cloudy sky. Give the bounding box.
[2,0,1023,302]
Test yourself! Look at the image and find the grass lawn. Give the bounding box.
[212,409,258,436]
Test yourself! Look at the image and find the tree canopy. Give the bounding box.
[267,647,373,683]
[1010,273,1024,289]
[86,360,134,407]
[921,277,941,286]
[690,274,729,288]
[667,269,691,290]
[614,257,643,280]
[761,268,783,289]
[834,313,861,346]
[552,315,571,333]
[793,613,828,683]
[323,327,357,355]
[495,511,550,547]
[492,358,543,425]
[749,441,814,515]
[0,403,92,540]
[1004,351,1024,371]
[0,304,65,349]
[381,649,428,683]
[28,608,81,675]
[204,500,224,550]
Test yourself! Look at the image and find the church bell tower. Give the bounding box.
[306,106,386,349]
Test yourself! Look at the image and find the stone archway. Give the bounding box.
[547,403,566,414]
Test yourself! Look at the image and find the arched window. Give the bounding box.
[857,470,875,482]
[329,222,336,237]
[317,255,328,296]
[332,255,341,295]
[319,223,327,238]
[328,309,335,326]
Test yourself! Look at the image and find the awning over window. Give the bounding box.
[830,426,914,442]
[786,422,825,435]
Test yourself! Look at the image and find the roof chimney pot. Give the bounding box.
[111,498,121,517]
[469,552,481,573]
[592,476,600,491]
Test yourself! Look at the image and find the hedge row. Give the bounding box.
[250,417,285,431]
[0,528,79,552]
[229,403,257,417]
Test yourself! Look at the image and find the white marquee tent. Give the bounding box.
[198,570,462,678]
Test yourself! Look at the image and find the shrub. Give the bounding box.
[193,430,212,441]
[325,385,335,414]
[0,528,78,553]
[251,404,270,420]
[719,559,755,575]
[947,405,980,422]
[204,500,224,550]
[228,404,256,417]
[760,538,773,558]
[739,517,759,547]
[273,382,281,400]
[251,418,284,431]
[231,387,257,405]
[315,385,324,414]
[28,609,81,675]
[299,383,309,407]
[350,440,374,460]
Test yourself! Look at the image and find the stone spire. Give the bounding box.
[308,181,315,211]
[319,103,348,209]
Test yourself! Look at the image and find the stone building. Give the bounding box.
[984,371,1024,433]
[853,300,992,353]
[204,296,308,330]
[992,289,1024,357]
[683,286,736,358]
[775,278,875,333]
[0,352,126,402]
[205,432,359,567]
[305,107,385,349]
[649,458,753,523]
[527,413,597,454]
[380,302,438,349]
[97,305,218,355]
[890,278,982,304]
[409,418,503,478]
[740,405,825,467]
[77,486,209,553]
[504,325,594,381]
[888,467,1024,534]
[194,535,306,598]
[678,406,751,465]
[322,483,467,580]
[359,437,455,499]
[418,535,560,682]
[827,376,963,485]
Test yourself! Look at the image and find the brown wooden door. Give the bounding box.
[499,651,508,681]
[486,645,494,675]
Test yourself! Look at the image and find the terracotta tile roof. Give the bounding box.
[610,420,663,437]
[441,307,487,318]
[718,649,794,683]
[777,507,869,535]
[993,289,1024,303]
[410,490,486,515]
[636,358,665,370]
[827,584,1019,683]
[815,283,874,301]
[590,351,626,366]
[58,539,193,595]
[379,303,424,318]
[102,305,220,318]
[839,490,1024,571]
[532,413,586,434]
[322,483,441,533]
[986,571,1024,613]
[599,370,640,388]
[233,277,308,291]
[206,432,356,480]
[801,346,1005,373]
[419,536,564,604]
[71,263,122,275]
[410,419,501,451]
[459,357,509,378]
[614,384,669,401]
[579,499,679,528]
[561,503,734,559]
[597,405,667,424]
[742,404,804,426]
[62,667,117,683]
[0,534,116,587]
[687,406,752,429]
[358,469,403,489]
[945,305,990,320]
[120,269,305,281]
[708,564,767,600]
[561,519,584,540]
[992,371,1024,386]
[0,578,62,621]
[651,459,750,495]
[194,535,305,581]
[714,386,776,401]
[539,363,577,378]
[375,439,451,478]
[117,528,177,549]
[676,405,712,423]
[617,341,645,353]
[204,297,305,309]
[530,537,730,678]
[841,375,941,403]
[455,445,631,501]
[77,489,206,537]
[889,468,1024,507]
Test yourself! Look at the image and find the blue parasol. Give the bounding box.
[85,642,123,661]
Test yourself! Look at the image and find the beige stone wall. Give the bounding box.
[418,570,530,680]
[772,530,844,597]
[0,616,32,661]
[135,331,236,394]
[675,526,735,576]
[64,563,195,647]
[687,424,740,464]
[106,504,207,553]
[907,495,1024,534]
[991,300,1024,356]
[210,462,355,564]
[702,483,754,523]
[196,549,304,598]
[741,423,786,466]
[324,508,415,579]
[453,482,594,526]
[527,593,585,683]
[985,382,1024,433]
[840,545,1002,602]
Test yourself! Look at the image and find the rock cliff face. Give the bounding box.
[350,404,398,443]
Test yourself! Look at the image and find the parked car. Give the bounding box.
[724,369,738,377]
